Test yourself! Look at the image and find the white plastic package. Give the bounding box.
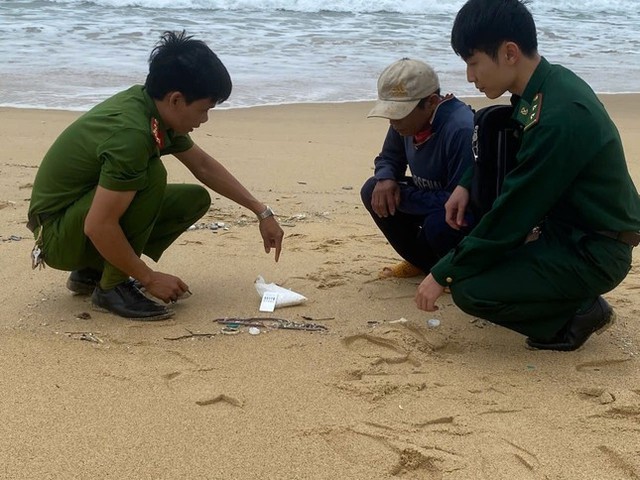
[254,275,307,308]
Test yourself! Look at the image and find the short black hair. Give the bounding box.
[145,30,232,105]
[451,0,538,60]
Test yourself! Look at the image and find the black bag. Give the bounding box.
[469,104,521,220]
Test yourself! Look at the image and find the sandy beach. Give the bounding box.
[1,95,639,479]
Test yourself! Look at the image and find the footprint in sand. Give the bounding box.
[342,333,420,367]
[575,358,631,372]
[162,368,244,408]
[305,268,348,289]
[313,420,549,479]
[310,238,345,252]
[316,423,461,479]
[597,446,640,479]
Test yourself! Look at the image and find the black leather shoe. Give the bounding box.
[526,296,615,351]
[91,281,174,321]
[66,268,102,295]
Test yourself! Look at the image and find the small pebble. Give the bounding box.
[427,318,440,328]
[598,391,615,404]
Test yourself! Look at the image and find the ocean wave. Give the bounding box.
[45,0,464,13]
[44,0,639,14]
[5,0,639,110]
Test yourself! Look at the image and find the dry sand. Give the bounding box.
[1,95,639,479]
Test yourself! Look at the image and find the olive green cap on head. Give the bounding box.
[367,58,440,120]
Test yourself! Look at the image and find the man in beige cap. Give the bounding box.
[361,58,475,279]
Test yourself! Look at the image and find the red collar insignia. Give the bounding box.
[150,117,165,149]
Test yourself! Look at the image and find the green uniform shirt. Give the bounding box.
[431,57,640,286]
[28,85,194,219]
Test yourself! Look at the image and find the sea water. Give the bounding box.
[1,0,639,111]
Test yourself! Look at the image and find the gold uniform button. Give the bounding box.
[446,277,453,284]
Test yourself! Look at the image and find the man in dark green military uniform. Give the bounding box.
[27,31,284,321]
[415,0,640,351]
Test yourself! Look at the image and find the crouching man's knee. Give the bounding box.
[450,280,485,318]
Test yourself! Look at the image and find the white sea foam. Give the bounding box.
[1,0,639,111]
[44,0,640,14]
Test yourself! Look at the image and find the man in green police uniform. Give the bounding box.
[415,0,640,351]
[27,31,284,321]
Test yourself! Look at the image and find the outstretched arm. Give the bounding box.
[175,144,284,261]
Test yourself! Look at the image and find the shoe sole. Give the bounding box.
[66,279,96,296]
[595,310,616,335]
[525,309,616,352]
[91,304,175,322]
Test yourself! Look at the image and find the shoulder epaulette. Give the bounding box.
[150,117,165,149]
[515,93,543,131]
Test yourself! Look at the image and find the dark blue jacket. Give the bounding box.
[373,96,474,212]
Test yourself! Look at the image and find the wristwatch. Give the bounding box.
[256,206,274,221]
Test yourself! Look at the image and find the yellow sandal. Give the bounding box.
[379,260,424,279]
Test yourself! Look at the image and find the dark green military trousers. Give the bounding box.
[450,220,632,339]
[37,158,211,289]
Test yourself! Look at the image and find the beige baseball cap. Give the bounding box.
[367,58,440,120]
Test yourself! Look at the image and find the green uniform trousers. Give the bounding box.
[38,159,211,289]
[449,220,632,339]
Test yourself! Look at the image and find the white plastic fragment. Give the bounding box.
[389,317,408,324]
[427,318,441,328]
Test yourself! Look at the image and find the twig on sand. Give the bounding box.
[301,315,335,321]
[164,329,217,341]
[64,331,104,344]
[215,318,271,327]
[214,317,328,332]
